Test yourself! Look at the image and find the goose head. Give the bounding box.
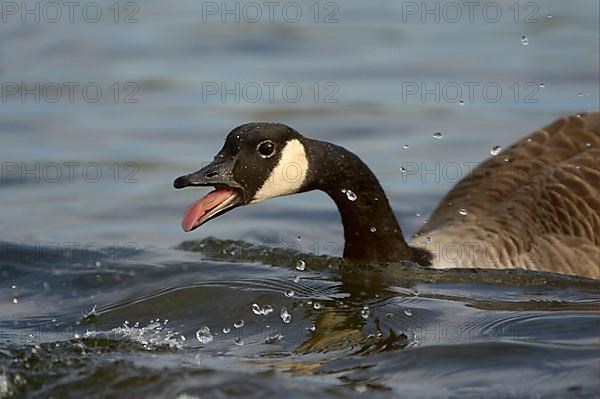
[173,122,310,232]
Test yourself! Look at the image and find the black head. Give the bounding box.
[173,122,310,231]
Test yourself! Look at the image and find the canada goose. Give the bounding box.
[174,112,600,279]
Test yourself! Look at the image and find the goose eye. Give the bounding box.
[257,141,275,158]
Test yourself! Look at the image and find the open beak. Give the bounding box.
[173,158,244,232]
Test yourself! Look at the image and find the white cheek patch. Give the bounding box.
[251,139,308,203]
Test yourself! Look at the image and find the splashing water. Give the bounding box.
[0,373,9,397]
[83,320,186,350]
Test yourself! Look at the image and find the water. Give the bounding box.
[1,240,599,398]
[1,0,599,398]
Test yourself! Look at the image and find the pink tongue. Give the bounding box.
[181,188,236,232]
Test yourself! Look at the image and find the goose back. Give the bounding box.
[411,112,600,279]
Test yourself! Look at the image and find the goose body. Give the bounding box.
[174,112,600,279]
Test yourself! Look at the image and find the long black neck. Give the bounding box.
[303,139,430,264]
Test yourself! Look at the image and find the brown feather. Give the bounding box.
[411,112,600,279]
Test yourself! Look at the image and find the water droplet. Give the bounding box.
[385,312,394,319]
[293,276,300,283]
[539,82,545,88]
[369,226,377,233]
[521,35,528,46]
[415,212,421,217]
[297,236,302,242]
[12,298,18,304]
[252,303,262,315]
[308,324,316,332]
[546,14,552,19]
[504,157,510,163]
[262,305,273,315]
[11,285,16,289]
[222,327,231,334]
[345,189,358,201]
[284,290,294,298]
[433,131,443,139]
[585,143,591,148]
[403,144,409,149]
[577,93,584,97]
[234,337,244,346]
[195,326,213,344]
[280,307,292,323]
[404,309,413,317]
[313,302,322,310]
[400,166,407,173]
[279,308,292,324]
[74,332,81,339]
[265,334,284,344]
[354,384,368,393]
[458,100,464,106]
[458,208,468,216]
[95,261,101,267]
[360,305,370,319]
[233,320,244,328]
[490,145,502,156]
[296,260,306,271]
[426,236,432,243]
